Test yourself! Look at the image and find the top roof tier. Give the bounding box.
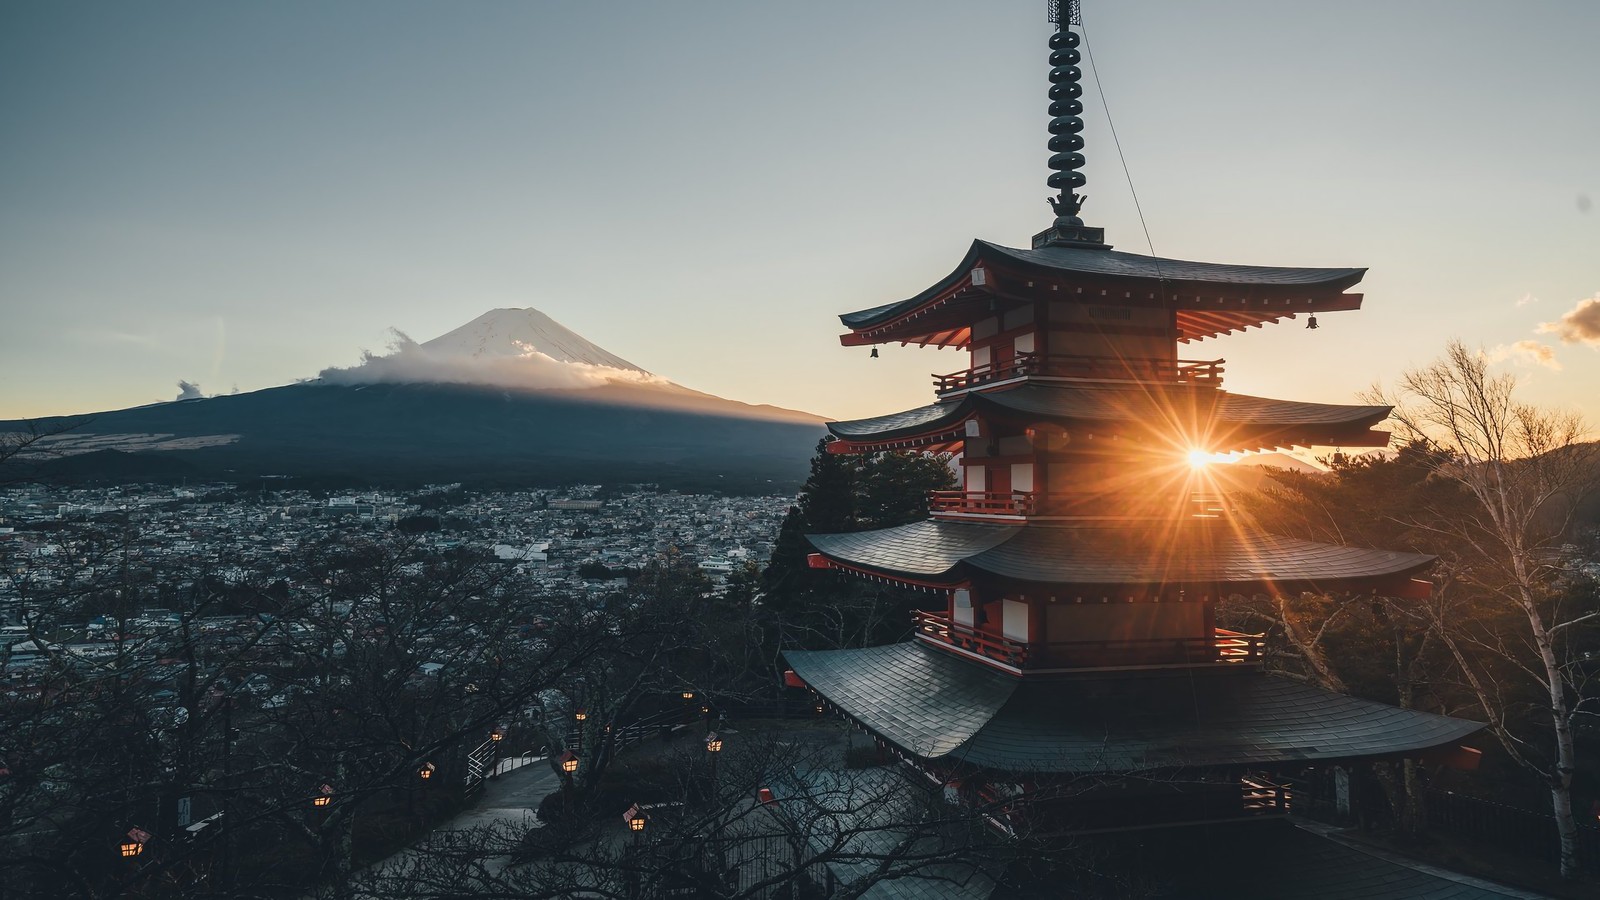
[838,239,1366,348]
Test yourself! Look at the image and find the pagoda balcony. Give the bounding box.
[928,490,1228,521]
[911,609,1265,671]
[984,775,1292,836]
[934,353,1224,395]
[928,490,1036,517]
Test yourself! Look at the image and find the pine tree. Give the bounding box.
[761,441,955,649]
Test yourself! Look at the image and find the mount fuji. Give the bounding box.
[7,308,827,489]
[419,308,651,374]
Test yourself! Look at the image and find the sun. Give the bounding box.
[1186,449,1213,470]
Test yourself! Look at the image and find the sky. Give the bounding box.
[1,0,1596,428]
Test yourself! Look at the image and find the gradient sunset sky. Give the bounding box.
[2,0,1596,426]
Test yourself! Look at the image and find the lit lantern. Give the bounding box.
[490,726,504,742]
[559,750,579,774]
[705,732,723,753]
[120,826,150,858]
[624,804,647,832]
[574,709,588,722]
[418,762,436,780]
[681,691,695,700]
[313,784,333,807]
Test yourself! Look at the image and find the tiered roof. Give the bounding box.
[839,240,1366,348]
[788,642,1481,773]
[828,384,1393,454]
[808,520,1435,593]
[783,1,1483,791]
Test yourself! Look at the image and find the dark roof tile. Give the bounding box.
[827,383,1390,445]
[840,240,1365,330]
[807,520,1436,590]
[785,642,1482,775]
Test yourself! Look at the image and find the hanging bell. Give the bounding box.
[870,348,880,358]
[1305,315,1319,330]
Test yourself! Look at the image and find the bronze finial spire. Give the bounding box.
[1046,2,1086,223]
[1034,1,1108,249]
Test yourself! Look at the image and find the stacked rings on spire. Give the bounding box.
[1046,29,1086,197]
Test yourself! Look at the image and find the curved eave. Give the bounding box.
[786,643,1015,760]
[840,242,989,330]
[838,239,1368,347]
[805,520,1436,594]
[964,529,1437,592]
[806,520,1016,583]
[826,386,1394,453]
[786,642,1484,775]
[977,241,1365,291]
[951,672,1484,774]
[1175,293,1364,343]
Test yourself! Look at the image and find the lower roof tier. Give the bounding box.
[827,383,1392,454]
[807,519,1435,592]
[785,641,1482,774]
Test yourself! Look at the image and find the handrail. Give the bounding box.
[928,490,1229,521]
[911,609,1028,666]
[928,490,1035,516]
[912,609,1265,668]
[934,353,1224,393]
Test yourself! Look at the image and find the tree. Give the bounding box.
[344,727,1006,900]
[1370,340,1600,877]
[0,521,622,899]
[1222,442,1482,838]
[762,442,956,650]
[0,417,84,486]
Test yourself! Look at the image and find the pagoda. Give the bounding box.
[784,2,1483,839]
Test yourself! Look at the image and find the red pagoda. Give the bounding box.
[784,2,1483,841]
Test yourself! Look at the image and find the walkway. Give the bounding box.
[449,753,561,837]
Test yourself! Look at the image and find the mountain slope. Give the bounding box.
[6,306,829,489]
[419,308,650,373]
[11,382,826,489]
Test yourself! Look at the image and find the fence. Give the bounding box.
[1426,789,1600,872]
[463,738,497,794]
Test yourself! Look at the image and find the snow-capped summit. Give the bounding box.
[419,308,650,374]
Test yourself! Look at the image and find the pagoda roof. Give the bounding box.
[827,383,1392,453]
[839,240,1366,347]
[807,519,1435,591]
[785,641,1482,774]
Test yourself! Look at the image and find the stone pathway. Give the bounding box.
[314,754,561,898]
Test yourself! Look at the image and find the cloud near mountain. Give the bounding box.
[1489,340,1561,370]
[1537,292,1600,347]
[316,328,670,391]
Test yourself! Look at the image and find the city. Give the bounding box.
[2,1,1598,898]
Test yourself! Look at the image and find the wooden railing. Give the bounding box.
[912,610,1029,667]
[1214,628,1267,661]
[928,490,1228,521]
[1015,775,1293,834]
[912,610,1265,669]
[934,353,1224,393]
[927,490,1035,516]
[1240,776,1293,816]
